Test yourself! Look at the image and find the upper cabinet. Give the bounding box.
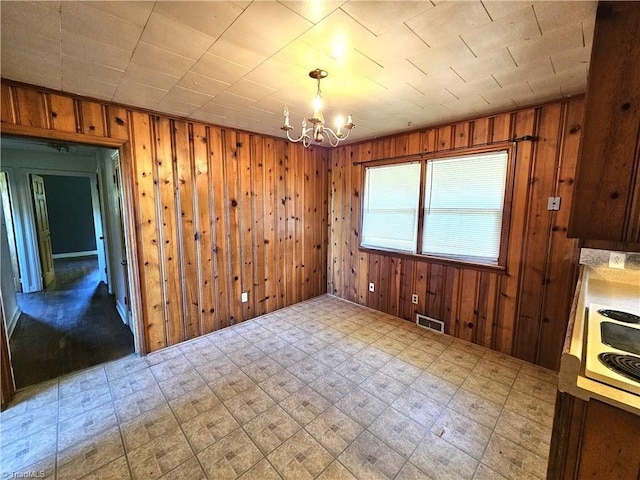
[568,2,640,243]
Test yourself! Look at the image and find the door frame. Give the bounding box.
[0,127,145,358]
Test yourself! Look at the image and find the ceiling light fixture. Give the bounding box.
[282,69,355,148]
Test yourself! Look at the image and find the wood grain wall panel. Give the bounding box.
[0,81,328,357]
[14,87,47,128]
[192,124,216,333]
[174,120,199,340]
[154,117,184,346]
[1,84,16,124]
[49,95,77,133]
[329,99,584,370]
[80,101,106,137]
[130,111,166,351]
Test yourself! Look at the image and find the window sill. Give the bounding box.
[358,246,507,274]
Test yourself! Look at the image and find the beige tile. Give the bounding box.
[292,336,330,355]
[241,357,283,383]
[472,359,518,387]
[427,357,472,386]
[360,371,406,404]
[268,429,333,480]
[158,457,206,479]
[121,404,179,453]
[504,389,554,429]
[480,351,523,373]
[269,346,308,368]
[410,334,451,356]
[127,428,194,480]
[259,370,305,403]
[1,380,58,421]
[338,430,405,480]
[481,434,547,480]
[287,357,332,384]
[395,461,434,480]
[57,426,124,480]
[208,371,256,402]
[312,346,350,368]
[473,463,508,480]
[110,368,158,400]
[387,328,423,345]
[410,371,459,405]
[448,389,503,429]
[59,384,112,421]
[333,358,377,385]
[494,410,551,459]
[312,328,347,345]
[59,367,108,398]
[461,372,511,405]
[197,428,263,480]
[168,385,221,424]
[395,346,438,370]
[431,408,493,460]
[115,385,167,423]
[181,404,239,453]
[150,355,195,383]
[518,364,558,386]
[512,372,557,404]
[369,407,427,458]
[357,346,394,369]
[237,458,282,480]
[332,337,368,356]
[196,360,241,384]
[228,345,266,368]
[2,425,57,475]
[391,388,443,429]
[280,386,331,426]
[305,406,363,456]
[317,460,357,480]
[371,336,407,355]
[80,455,131,480]
[0,400,57,437]
[379,358,422,385]
[58,401,118,450]
[243,405,301,455]
[350,328,384,345]
[335,387,387,428]
[410,432,478,480]
[224,385,275,425]
[309,371,355,403]
[158,369,206,401]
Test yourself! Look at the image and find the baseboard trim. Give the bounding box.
[52,250,98,259]
[116,301,128,325]
[7,306,20,338]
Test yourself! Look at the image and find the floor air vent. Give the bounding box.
[416,314,445,334]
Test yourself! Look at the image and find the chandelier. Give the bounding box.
[281,69,355,148]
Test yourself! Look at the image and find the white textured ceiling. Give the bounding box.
[0,1,596,145]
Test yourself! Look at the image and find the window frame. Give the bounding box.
[358,145,515,272]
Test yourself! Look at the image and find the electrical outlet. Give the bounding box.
[241,292,248,303]
[369,282,375,292]
[411,294,418,304]
[608,252,626,269]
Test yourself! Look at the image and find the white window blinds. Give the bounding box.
[422,151,508,262]
[361,162,421,252]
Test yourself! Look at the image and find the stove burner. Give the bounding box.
[597,309,640,324]
[598,352,640,383]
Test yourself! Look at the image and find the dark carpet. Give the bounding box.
[10,256,134,388]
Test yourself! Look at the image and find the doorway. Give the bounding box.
[1,137,137,388]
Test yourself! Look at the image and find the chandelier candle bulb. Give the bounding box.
[280,68,354,148]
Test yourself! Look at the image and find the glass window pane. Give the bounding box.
[361,162,421,252]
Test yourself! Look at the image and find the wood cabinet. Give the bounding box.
[568,2,640,243]
[547,392,640,479]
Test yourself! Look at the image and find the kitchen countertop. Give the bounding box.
[559,265,640,415]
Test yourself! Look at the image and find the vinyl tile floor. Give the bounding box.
[1,295,558,480]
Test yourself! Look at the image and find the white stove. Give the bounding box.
[584,303,640,396]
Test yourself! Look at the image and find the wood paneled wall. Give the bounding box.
[328,99,584,370]
[0,81,329,353]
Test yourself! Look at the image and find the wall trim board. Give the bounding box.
[52,250,98,259]
[6,305,20,338]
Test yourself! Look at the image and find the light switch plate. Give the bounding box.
[608,252,626,269]
[369,282,375,292]
[241,292,248,303]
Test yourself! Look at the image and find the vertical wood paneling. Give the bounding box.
[174,120,199,340]
[193,124,216,333]
[1,81,329,357]
[130,111,165,351]
[80,101,106,137]
[329,100,583,370]
[49,95,77,133]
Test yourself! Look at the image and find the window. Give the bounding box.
[360,149,511,267]
[361,162,421,252]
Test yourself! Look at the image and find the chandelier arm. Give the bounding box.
[322,127,342,147]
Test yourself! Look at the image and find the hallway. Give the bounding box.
[10,256,134,388]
